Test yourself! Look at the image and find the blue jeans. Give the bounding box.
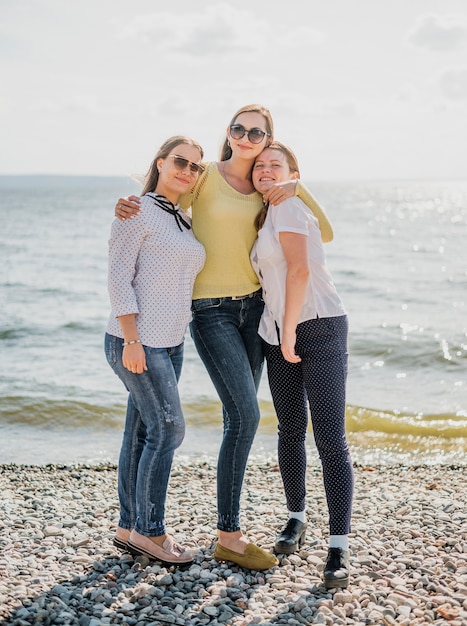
[190,290,264,532]
[104,333,185,537]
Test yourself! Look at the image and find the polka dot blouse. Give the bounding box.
[106,194,206,348]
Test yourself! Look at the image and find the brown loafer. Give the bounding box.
[127,530,194,565]
[214,542,278,570]
[113,527,131,551]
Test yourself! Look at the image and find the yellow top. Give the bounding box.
[179,163,333,300]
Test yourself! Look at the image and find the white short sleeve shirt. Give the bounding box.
[250,197,346,345]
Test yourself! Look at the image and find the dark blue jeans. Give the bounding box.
[190,291,264,532]
[105,333,185,536]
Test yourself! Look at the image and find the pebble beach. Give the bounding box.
[1,461,466,626]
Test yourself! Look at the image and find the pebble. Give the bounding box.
[0,462,466,625]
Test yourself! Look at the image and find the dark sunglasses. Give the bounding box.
[168,154,205,175]
[229,124,270,144]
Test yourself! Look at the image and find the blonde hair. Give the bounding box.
[254,141,300,231]
[141,136,204,196]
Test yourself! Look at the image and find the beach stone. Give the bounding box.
[1,463,467,626]
[43,525,63,536]
[333,591,353,604]
[397,604,412,618]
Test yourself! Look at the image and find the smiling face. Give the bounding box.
[227,111,271,161]
[155,142,204,203]
[252,147,298,193]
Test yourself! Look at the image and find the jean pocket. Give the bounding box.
[104,333,118,368]
[191,297,222,312]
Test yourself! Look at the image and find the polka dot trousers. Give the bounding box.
[264,315,354,535]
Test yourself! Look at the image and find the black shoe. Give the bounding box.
[323,547,350,589]
[274,519,307,554]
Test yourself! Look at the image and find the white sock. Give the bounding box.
[288,511,306,523]
[329,535,349,551]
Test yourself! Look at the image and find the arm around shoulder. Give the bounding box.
[178,162,212,210]
[295,181,334,243]
[115,195,142,221]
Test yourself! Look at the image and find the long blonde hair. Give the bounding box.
[219,104,274,162]
[141,136,204,196]
[254,141,300,231]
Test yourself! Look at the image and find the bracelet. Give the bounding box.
[123,339,141,346]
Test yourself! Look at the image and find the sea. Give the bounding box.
[1,175,466,467]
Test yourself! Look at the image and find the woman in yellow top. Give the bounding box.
[115,104,333,571]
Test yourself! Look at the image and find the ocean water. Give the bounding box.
[1,175,466,466]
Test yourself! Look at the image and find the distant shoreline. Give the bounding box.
[0,174,141,188]
[1,174,466,186]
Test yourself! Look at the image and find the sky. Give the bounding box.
[1,0,467,181]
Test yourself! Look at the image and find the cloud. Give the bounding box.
[407,14,467,51]
[28,95,109,115]
[114,4,325,58]
[394,85,417,102]
[114,4,258,55]
[438,67,467,100]
[307,99,359,118]
[0,31,21,56]
[281,26,326,48]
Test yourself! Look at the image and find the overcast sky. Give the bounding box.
[1,0,466,181]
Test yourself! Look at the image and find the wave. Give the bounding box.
[0,328,32,341]
[258,402,467,438]
[0,396,123,430]
[2,395,466,438]
[1,397,466,466]
[0,322,105,342]
[345,405,467,438]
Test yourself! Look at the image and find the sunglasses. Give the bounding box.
[229,124,270,144]
[167,154,205,175]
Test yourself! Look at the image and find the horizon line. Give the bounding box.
[1,173,466,185]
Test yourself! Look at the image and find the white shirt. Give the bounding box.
[107,194,206,348]
[250,196,346,345]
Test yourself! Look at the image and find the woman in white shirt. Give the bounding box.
[105,136,206,565]
[250,142,354,589]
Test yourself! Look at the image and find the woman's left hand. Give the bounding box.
[123,343,148,374]
[263,180,297,206]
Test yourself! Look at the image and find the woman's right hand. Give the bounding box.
[115,195,142,220]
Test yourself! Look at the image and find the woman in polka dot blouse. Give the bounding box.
[105,136,206,566]
[113,104,334,572]
[250,142,354,589]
